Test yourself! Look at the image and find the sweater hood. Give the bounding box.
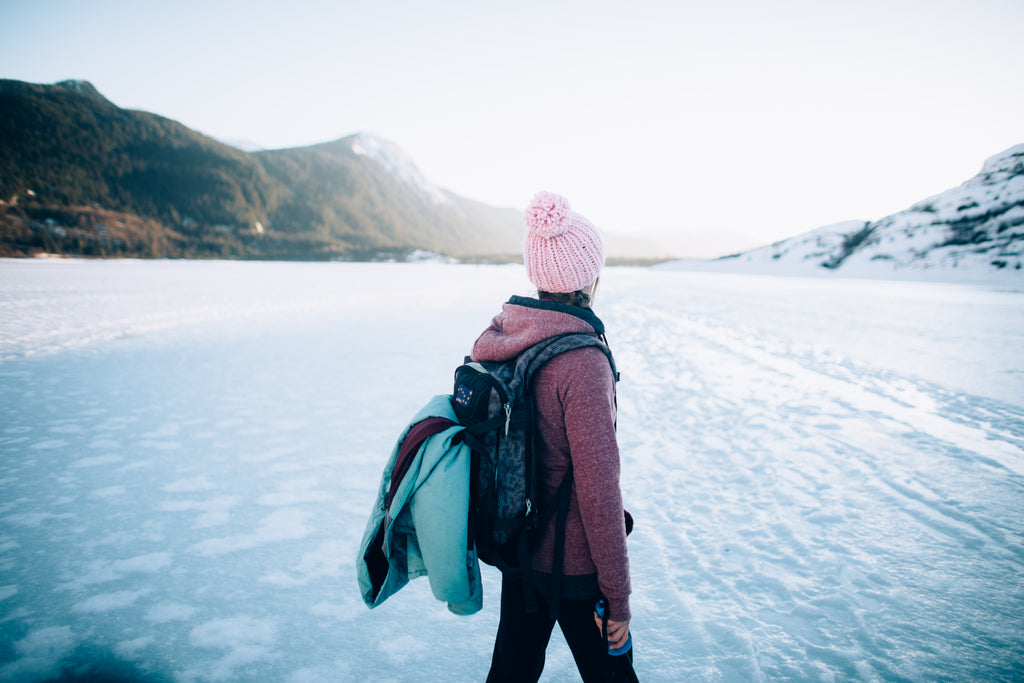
[471,295,605,363]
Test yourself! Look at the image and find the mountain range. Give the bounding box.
[662,144,1024,279]
[2,78,1021,277]
[0,79,522,260]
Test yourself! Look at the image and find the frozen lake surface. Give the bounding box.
[1,259,1022,682]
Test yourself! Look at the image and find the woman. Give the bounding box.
[472,192,636,682]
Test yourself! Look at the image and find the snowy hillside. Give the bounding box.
[349,133,451,206]
[665,144,1024,279]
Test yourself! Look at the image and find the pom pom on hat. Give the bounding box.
[523,191,605,294]
[524,191,572,239]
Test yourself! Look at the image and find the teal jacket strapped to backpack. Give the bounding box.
[357,394,483,615]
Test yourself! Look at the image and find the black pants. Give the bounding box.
[486,574,639,682]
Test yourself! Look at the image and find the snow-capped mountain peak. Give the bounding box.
[971,143,1024,185]
[349,132,450,206]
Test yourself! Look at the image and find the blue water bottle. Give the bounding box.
[595,600,632,655]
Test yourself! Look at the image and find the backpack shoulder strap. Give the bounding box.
[511,333,617,398]
[509,333,616,619]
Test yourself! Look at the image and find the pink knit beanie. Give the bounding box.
[522,191,605,293]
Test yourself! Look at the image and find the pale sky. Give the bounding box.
[2,0,1022,256]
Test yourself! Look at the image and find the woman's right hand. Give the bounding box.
[594,612,631,650]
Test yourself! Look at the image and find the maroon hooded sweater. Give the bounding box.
[471,297,631,621]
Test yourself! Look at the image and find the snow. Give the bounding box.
[671,144,1024,280]
[350,133,452,206]
[976,143,1024,184]
[1,258,1023,682]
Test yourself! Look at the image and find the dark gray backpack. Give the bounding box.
[452,331,617,612]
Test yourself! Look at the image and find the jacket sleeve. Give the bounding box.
[408,426,482,616]
[558,347,632,621]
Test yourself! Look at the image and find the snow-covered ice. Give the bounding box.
[1,258,1022,682]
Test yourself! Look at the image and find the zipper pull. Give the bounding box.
[504,403,512,436]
